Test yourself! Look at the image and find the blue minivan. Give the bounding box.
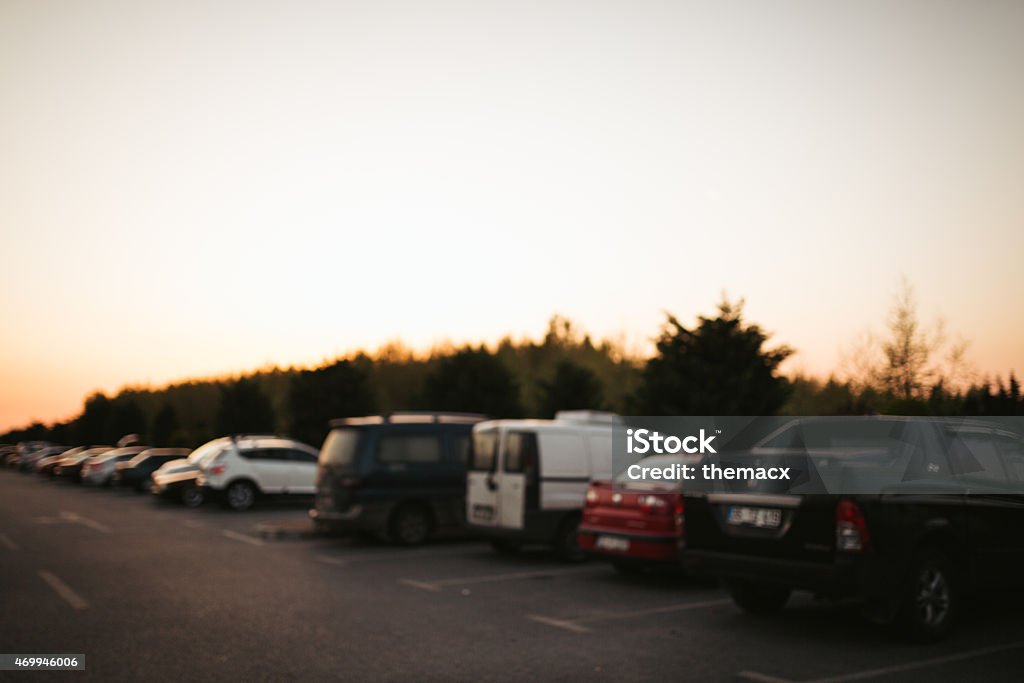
[309,413,486,545]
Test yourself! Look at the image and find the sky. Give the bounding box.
[2,0,1023,431]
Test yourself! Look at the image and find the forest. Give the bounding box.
[4,286,1021,449]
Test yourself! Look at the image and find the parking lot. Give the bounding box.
[3,470,1024,682]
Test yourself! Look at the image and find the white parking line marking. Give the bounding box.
[38,570,89,610]
[801,639,1024,683]
[59,511,112,534]
[400,579,443,592]
[737,671,796,683]
[526,615,593,633]
[0,533,18,551]
[400,567,601,592]
[528,598,731,633]
[222,530,265,546]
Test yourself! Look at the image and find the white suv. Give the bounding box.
[196,435,319,511]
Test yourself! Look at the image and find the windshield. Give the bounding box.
[320,429,363,467]
[189,441,226,465]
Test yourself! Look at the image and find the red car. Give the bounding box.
[578,456,688,573]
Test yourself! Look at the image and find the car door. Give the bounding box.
[287,449,318,494]
[374,431,445,495]
[949,426,1024,588]
[246,449,291,493]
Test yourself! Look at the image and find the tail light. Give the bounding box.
[673,496,685,538]
[209,464,227,476]
[640,495,669,515]
[836,499,870,553]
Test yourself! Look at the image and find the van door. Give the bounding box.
[537,431,589,510]
[467,428,501,527]
[498,431,539,530]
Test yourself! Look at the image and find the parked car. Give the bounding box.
[466,411,616,560]
[113,448,191,492]
[38,446,91,477]
[309,412,486,545]
[15,441,58,472]
[196,435,319,511]
[55,446,112,481]
[81,446,148,486]
[679,416,1024,641]
[578,453,693,573]
[18,446,68,473]
[151,446,227,508]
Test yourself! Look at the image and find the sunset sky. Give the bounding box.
[2,0,1023,431]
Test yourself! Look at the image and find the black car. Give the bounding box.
[113,448,191,492]
[679,416,1024,641]
[309,412,486,545]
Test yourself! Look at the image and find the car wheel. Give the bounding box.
[554,517,585,563]
[729,581,791,615]
[226,481,256,511]
[390,504,431,546]
[899,549,957,642]
[181,487,204,509]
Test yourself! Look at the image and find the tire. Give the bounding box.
[390,504,432,546]
[898,549,958,642]
[135,478,151,494]
[225,481,257,512]
[490,539,522,555]
[181,487,204,509]
[729,581,791,615]
[554,517,585,562]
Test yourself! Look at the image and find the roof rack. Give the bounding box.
[330,412,488,427]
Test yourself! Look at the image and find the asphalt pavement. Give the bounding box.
[2,469,1024,682]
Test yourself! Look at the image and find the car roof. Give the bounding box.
[231,437,318,454]
[330,412,487,428]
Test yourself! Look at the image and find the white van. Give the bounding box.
[466,411,616,559]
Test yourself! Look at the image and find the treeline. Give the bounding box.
[4,295,1023,449]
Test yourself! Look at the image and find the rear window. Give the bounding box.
[320,429,364,467]
[471,430,498,471]
[376,434,442,464]
[504,432,538,474]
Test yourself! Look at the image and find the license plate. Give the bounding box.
[727,506,782,529]
[472,505,494,521]
[595,535,630,552]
